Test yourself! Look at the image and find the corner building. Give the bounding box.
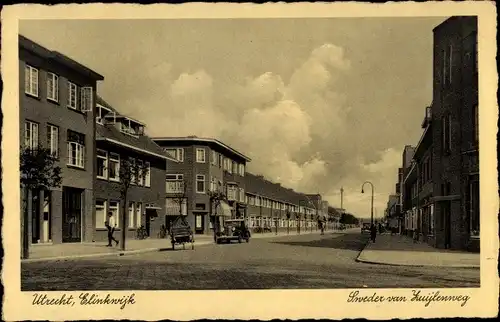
[19,35,103,246]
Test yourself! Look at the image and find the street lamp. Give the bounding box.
[361,181,375,227]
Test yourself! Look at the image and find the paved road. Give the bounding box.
[21,231,480,290]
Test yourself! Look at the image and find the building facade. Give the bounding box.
[431,16,479,251]
[20,35,103,246]
[152,137,251,235]
[93,97,176,242]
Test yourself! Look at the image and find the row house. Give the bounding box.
[431,16,479,251]
[93,97,177,242]
[245,173,318,233]
[152,136,251,235]
[19,35,103,246]
[391,16,479,252]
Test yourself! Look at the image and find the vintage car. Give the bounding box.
[361,222,371,234]
[215,219,251,244]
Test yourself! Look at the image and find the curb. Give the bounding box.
[22,241,213,263]
[355,256,480,269]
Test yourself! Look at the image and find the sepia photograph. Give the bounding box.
[1,2,498,321]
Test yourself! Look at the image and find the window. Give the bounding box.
[469,179,480,237]
[96,200,107,229]
[196,148,206,163]
[239,164,245,176]
[46,125,59,158]
[448,44,453,84]
[109,201,120,228]
[24,121,39,150]
[109,152,120,181]
[232,161,237,174]
[97,149,108,179]
[195,215,203,229]
[165,148,184,162]
[239,188,245,202]
[68,81,78,110]
[473,104,479,144]
[137,160,144,186]
[428,205,434,236]
[166,198,187,216]
[67,130,85,168]
[144,162,151,187]
[210,177,217,192]
[196,175,205,193]
[96,105,112,125]
[128,202,135,228]
[80,87,93,112]
[218,154,223,168]
[129,158,136,184]
[24,65,39,97]
[166,174,184,193]
[211,150,217,165]
[227,185,237,200]
[442,115,451,153]
[46,72,59,102]
[135,202,142,228]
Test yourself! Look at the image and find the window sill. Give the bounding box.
[97,176,108,181]
[470,235,480,240]
[47,98,60,105]
[25,92,40,100]
[109,178,120,183]
[67,164,86,171]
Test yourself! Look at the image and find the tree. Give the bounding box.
[207,189,227,241]
[20,147,62,259]
[118,157,149,251]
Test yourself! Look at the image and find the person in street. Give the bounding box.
[370,223,377,243]
[319,220,325,235]
[105,211,119,247]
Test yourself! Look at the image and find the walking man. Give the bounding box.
[370,223,377,243]
[105,211,119,247]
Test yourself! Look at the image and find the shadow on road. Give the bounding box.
[271,233,370,251]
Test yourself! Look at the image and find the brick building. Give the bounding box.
[19,35,103,246]
[430,16,479,251]
[93,97,177,242]
[152,137,251,235]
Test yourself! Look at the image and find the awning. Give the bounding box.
[145,203,162,210]
[215,201,233,217]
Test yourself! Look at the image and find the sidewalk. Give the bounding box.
[24,228,336,263]
[356,233,480,268]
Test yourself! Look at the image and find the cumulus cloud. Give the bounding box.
[126,43,398,218]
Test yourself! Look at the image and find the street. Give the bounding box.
[21,230,480,290]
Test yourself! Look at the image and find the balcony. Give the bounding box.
[166,180,184,194]
[421,106,432,129]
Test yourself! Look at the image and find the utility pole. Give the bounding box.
[340,187,344,210]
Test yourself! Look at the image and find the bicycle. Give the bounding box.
[136,225,148,240]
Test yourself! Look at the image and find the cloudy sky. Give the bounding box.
[20,17,447,219]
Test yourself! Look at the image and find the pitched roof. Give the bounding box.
[95,96,177,162]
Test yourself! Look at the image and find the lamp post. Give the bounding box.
[361,181,375,227]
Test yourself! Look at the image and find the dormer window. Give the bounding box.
[96,104,113,125]
[119,117,145,137]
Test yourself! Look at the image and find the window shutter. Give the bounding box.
[81,86,93,112]
[24,66,30,93]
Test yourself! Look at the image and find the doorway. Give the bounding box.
[62,187,83,243]
[194,213,205,234]
[31,189,40,244]
[443,202,451,249]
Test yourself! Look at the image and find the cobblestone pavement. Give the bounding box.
[21,232,480,290]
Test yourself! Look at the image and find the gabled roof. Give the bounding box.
[95,96,177,162]
[19,35,104,81]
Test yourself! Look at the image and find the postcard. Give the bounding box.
[1,2,498,320]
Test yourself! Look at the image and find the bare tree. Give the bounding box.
[20,147,62,259]
[207,189,227,241]
[118,157,149,251]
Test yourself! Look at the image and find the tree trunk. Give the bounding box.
[22,187,31,259]
[121,191,127,251]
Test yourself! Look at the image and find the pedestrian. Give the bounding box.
[370,223,377,243]
[319,220,325,235]
[105,211,119,247]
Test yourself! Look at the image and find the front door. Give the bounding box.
[444,202,451,249]
[194,214,204,234]
[31,189,40,244]
[42,191,52,243]
[62,187,82,243]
